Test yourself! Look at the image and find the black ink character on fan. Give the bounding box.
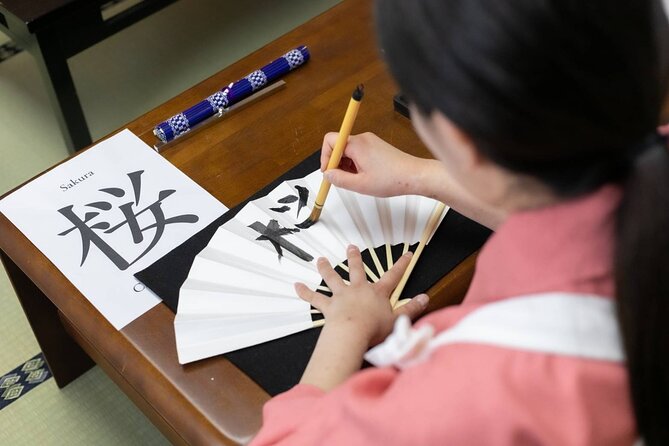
[57,170,199,270]
[294,185,309,218]
[269,205,291,213]
[269,186,310,219]
[271,195,297,213]
[278,195,299,204]
[248,219,314,262]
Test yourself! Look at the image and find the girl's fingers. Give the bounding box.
[316,257,345,292]
[393,294,430,320]
[320,132,339,171]
[376,251,413,295]
[346,245,366,284]
[323,168,362,191]
[295,282,330,311]
[339,157,358,174]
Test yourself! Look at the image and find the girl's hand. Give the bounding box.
[320,132,436,198]
[321,131,506,229]
[296,245,429,391]
[295,245,429,347]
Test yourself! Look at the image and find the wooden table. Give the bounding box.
[0,1,477,444]
[0,0,179,151]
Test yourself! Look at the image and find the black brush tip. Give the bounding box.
[295,218,315,229]
[352,84,364,101]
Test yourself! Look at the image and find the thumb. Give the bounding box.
[393,293,429,321]
[324,169,359,191]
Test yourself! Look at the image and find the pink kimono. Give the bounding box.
[250,185,635,445]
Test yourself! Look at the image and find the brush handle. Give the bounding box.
[314,88,364,209]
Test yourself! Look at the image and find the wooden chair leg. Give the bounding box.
[1,251,94,388]
[30,30,92,151]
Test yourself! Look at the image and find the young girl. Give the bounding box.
[251,0,669,444]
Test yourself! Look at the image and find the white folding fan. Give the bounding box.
[175,169,448,364]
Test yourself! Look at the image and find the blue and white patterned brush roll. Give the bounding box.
[154,45,310,143]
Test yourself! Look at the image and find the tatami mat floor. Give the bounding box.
[0,0,339,444]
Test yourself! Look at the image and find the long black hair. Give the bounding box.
[376,0,669,443]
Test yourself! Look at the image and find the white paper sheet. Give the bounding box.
[0,129,228,329]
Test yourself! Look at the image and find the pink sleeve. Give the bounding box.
[249,367,402,445]
[250,352,489,445]
[249,345,634,446]
[250,383,327,445]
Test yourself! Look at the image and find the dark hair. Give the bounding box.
[376,0,669,443]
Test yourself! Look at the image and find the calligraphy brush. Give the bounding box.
[297,84,364,229]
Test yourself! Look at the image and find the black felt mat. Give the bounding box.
[135,151,491,396]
